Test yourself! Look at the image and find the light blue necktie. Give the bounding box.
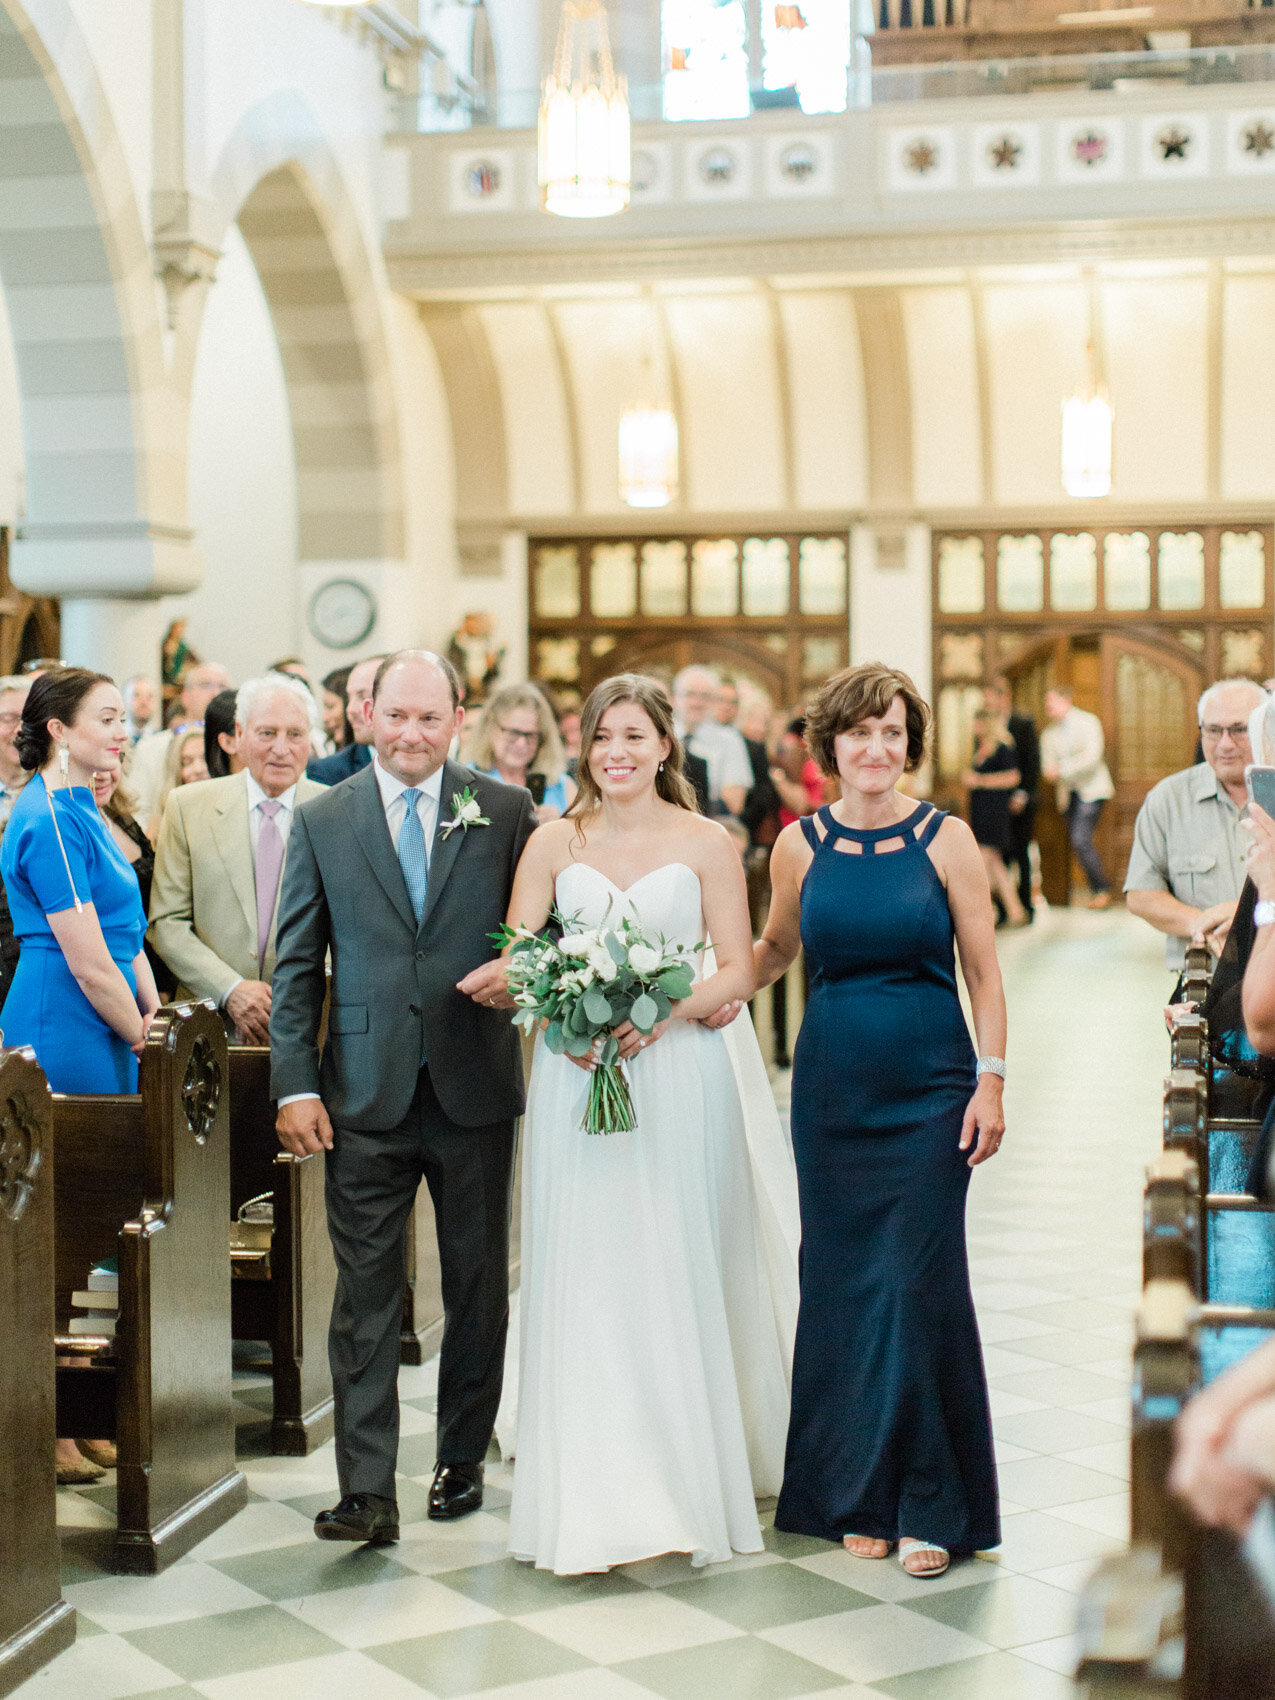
[398,787,428,924]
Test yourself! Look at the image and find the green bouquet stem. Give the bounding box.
[583,1059,637,1135]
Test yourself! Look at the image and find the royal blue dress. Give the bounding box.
[775,802,999,1555]
[1,777,146,1092]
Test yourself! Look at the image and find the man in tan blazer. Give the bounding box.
[149,673,326,1041]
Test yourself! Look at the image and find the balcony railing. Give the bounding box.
[394,38,1275,134]
[873,0,1275,64]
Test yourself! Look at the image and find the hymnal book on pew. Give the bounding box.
[71,1289,118,1311]
[68,1314,116,1337]
[86,1265,118,1291]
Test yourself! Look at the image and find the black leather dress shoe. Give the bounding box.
[314,1492,399,1544]
[428,1463,484,1521]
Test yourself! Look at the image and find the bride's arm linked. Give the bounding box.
[457,820,562,1009]
[612,827,756,1061]
[701,821,808,1031]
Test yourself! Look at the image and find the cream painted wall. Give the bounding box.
[904,286,982,509]
[388,292,460,654]
[1102,274,1209,504]
[1221,271,1275,502]
[780,290,869,511]
[663,289,785,512]
[167,224,298,677]
[62,0,153,230]
[479,301,574,516]
[552,293,664,516]
[0,284,22,527]
[982,278,1088,508]
[850,523,931,702]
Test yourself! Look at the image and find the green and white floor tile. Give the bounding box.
[16,908,1168,1700]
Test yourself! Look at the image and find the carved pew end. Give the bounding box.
[1076,1545,1184,1690]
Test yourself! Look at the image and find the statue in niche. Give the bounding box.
[161,618,200,725]
[448,611,503,706]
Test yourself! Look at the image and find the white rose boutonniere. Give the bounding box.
[439,784,492,839]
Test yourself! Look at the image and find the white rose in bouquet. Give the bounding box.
[628,943,662,976]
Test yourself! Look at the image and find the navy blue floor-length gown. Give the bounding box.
[774,802,999,1554]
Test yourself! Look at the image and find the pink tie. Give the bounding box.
[255,799,285,966]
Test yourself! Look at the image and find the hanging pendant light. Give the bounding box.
[294,1,374,8]
[1061,340,1113,499]
[619,406,679,507]
[539,1,630,219]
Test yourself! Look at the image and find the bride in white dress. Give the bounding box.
[500,673,800,1576]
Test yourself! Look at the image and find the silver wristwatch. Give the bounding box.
[1255,900,1275,929]
[975,1056,1007,1079]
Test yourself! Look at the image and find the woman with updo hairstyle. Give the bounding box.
[751,662,1006,1577]
[1,667,159,1096]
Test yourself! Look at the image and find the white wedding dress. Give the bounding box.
[505,860,801,1575]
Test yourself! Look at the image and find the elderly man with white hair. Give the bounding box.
[672,663,753,818]
[148,673,326,1041]
[1125,676,1268,972]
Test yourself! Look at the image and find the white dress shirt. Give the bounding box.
[373,755,444,858]
[279,759,446,1109]
[677,718,753,811]
[246,773,298,851]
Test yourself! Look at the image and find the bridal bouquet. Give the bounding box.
[491,911,698,1134]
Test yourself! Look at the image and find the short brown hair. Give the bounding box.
[804,662,931,777]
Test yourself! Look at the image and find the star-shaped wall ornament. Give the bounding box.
[1245,120,1275,159]
[1072,129,1108,168]
[904,139,939,176]
[988,135,1022,171]
[1157,125,1191,161]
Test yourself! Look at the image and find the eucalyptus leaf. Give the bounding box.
[543,1021,566,1054]
[600,1035,619,1066]
[650,989,671,1022]
[630,991,658,1033]
[658,969,693,999]
[583,987,613,1026]
[565,1031,594,1057]
[605,931,627,965]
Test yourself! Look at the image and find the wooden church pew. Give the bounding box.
[227,1042,335,1454]
[0,1046,75,1696]
[51,1002,246,1574]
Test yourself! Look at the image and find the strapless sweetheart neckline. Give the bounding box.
[558,860,699,899]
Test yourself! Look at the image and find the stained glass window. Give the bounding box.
[691,538,739,616]
[996,535,1044,614]
[799,536,847,614]
[590,543,637,619]
[662,0,749,121]
[1050,534,1097,613]
[536,637,579,681]
[742,537,790,616]
[1220,531,1266,611]
[761,0,852,115]
[534,546,579,618]
[937,684,985,781]
[802,635,843,681]
[641,540,687,616]
[1104,532,1151,612]
[1223,629,1266,677]
[937,537,984,615]
[1158,532,1205,611]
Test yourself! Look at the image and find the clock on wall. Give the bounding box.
[307,578,377,650]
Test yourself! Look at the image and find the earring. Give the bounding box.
[658,762,664,772]
[58,742,70,780]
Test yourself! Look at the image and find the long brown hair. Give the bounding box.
[567,674,698,820]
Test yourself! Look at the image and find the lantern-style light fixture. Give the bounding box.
[539,0,630,219]
[619,406,679,508]
[1061,342,1113,500]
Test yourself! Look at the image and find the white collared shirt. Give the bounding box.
[373,755,444,860]
[245,772,298,853]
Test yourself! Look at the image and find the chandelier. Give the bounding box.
[619,406,679,508]
[539,1,630,219]
[1061,341,1113,499]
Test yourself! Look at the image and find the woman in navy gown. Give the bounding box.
[2,668,158,1094]
[753,663,1005,1577]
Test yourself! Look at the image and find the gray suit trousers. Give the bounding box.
[324,1064,516,1500]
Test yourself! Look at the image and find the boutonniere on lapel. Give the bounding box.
[440,785,491,840]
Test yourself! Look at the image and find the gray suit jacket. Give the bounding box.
[269,760,537,1131]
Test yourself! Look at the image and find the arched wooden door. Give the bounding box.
[1005,630,1202,906]
[596,630,788,708]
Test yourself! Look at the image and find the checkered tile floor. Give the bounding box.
[18,908,1168,1700]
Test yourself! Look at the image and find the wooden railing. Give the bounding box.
[872,1,1275,64]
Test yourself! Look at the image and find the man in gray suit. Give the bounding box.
[271,651,536,1545]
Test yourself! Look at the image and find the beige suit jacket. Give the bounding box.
[147,770,326,1005]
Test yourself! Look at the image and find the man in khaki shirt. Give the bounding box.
[1041,687,1115,906]
[1125,677,1265,972]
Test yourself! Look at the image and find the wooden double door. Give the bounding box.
[1006,630,1203,907]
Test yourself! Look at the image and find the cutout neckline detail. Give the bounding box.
[817,802,933,842]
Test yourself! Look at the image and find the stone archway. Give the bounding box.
[206,93,406,575]
[0,0,189,662]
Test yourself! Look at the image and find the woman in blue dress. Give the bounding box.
[467,682,577,821]
[2,668,158,1095]
[753,663,1005,1578]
